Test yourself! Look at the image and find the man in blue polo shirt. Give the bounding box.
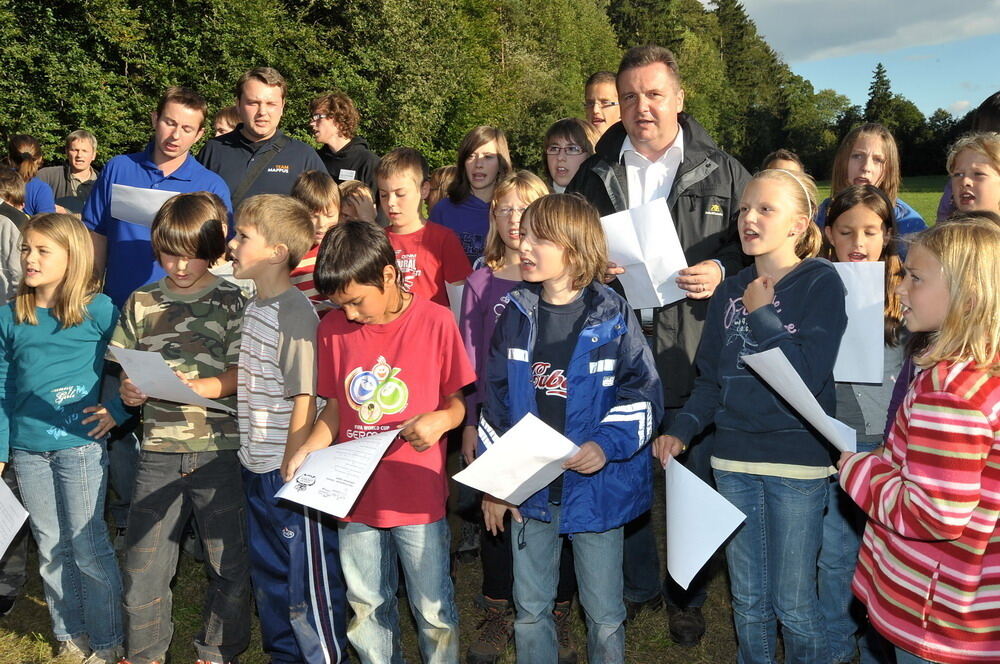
[199,67,325,206]
[84,85,232,308]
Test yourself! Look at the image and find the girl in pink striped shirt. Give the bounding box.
[838,218,1000,664]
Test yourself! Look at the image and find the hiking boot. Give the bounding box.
[466,596,513,663]
[668,605,706,647]
[553,600,578,664]
[55,636,92,663]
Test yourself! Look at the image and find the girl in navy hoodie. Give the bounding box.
[655,169,847,664]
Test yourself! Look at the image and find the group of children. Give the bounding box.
[2,71,1000,664]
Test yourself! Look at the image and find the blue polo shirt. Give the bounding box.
[82,145,232,307]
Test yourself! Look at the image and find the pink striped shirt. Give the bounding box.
[840,359,1000,663]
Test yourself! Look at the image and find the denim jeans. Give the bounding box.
[338,518,457,664]
[511,503,625,664]
[0,468,29,598]
[818,439,881,663]
[102,370,139,530]
[13,441,123,650]
[123,450,250,664]
[895,647,938,664]
[714,470,829,664]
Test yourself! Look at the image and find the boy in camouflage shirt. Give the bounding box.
[111,193,249,664]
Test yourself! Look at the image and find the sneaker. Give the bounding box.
[0,595,15,617]
[667,605,706,647]
[465,596,513,663]
[552,600,578,664]
[55,636,92,663]
[82,646,124,664]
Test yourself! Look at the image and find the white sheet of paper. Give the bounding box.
[664,459,745,589]
[833,262,885,384]
[600,198,688,309]
[108,347,235,414]
[742,348,857,452]
[446,282,464,324]
[109,184,180,227]
[275,428,402,517]
[453,413,580,505]
[0,477,28,559]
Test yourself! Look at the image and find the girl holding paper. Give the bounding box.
[838,218,1000,664]
[653,168,847,664]
[0,213,126,662]
[479,193,662,664]
[818,184,906,663]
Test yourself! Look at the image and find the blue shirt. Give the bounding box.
[0,294,127,459]
[429,195,490,266]
[816,196,927,236]
[82,146,233,307]
[24,177,56,215]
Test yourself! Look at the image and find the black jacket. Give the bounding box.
[318,136,380,194]
[567,114,751,410]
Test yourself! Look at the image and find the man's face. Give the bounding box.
[151,101,205,163]
[65,139,95,175]
[617,62,685,160]
[238,79,285,142]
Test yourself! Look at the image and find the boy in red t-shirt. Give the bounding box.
[290,170,340,309]
[289,220,476,663]
[378,148,472,306]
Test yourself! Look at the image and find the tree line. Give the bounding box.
[0,0,967,177]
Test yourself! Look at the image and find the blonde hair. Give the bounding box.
[427,165,457,213]
[753,169,822,259]
[946,131,1000,176]
[235,195,313,269]
[484,171,549,270]
[291,170,341,215]
[910,218,1000,374]
[16,214,96,327]
[831,123,901,202]
[521,194,607,290]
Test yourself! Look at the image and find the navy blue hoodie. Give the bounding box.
[668,258,847,468]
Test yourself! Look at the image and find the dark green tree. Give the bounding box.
[864,62,893,125]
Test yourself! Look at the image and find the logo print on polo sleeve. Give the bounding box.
[345,356,409,424]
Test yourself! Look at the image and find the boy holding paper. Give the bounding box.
[227,194,349,663]
[297,220,476,663]
[111,193,249,664]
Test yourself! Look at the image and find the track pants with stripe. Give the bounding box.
[243,468,348,664]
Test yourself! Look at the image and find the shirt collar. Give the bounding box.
[141,142,198,182]
[619,126,684,166]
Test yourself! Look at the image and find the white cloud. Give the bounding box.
[949,100,972,114]
[727,0,1000,63]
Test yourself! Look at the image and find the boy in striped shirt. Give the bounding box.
[229,194,348,663]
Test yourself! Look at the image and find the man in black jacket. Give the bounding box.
[568,44,751,648]
[309,91,380,195]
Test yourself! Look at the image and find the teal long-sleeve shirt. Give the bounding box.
[0,294,127,460]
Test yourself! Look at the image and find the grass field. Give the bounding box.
[819,174,947,225]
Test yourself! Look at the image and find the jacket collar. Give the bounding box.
[509,281,623,331]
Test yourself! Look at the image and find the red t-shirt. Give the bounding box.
[386,221,472,306]
[316,294,476,527]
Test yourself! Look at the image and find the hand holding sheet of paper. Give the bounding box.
[108,347,235,413]
[833,262,885,384]
[109,184,180,227]
[453,413,580,505]
[276,428,402,517]
[665,458,745,589]
[600,198,689,309]
[742,348,857,452]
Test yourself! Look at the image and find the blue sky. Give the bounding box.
[728,0,1000,118]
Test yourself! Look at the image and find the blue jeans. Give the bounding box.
[714,470,829,664]
[511,503,625,664]
[338,518,457,664]
[102,370,139,530]
[895,647,938,663]
[819,439,881,663]
[13,442,123,650]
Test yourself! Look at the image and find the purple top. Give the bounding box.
[429,195,490,265]
[936,179,955,223]
[459,267,518,425]
[883,356,915,440]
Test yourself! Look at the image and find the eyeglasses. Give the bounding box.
[545,145,584,156]
[310,113,332,122]
[494,207,529,218]
[583,100,619,110]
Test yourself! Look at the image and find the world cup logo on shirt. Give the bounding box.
[345,356,410,424]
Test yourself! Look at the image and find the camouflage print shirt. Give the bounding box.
[111,276,245,453]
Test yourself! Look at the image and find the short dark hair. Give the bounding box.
[314,220,402,296]
[0,169,25,207]
[235,67,287,100]
[156,86,208,124]
[151,192,228,263]
[309,92,361,139]
[760,148,805,173]
[585,71,616,88]
[617,45,680,81]
[972,91,1000,132]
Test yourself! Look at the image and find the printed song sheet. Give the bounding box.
[108,347,235,413]
[110,184,180,227]
[0,477,27,559]
[833,262,885,384]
